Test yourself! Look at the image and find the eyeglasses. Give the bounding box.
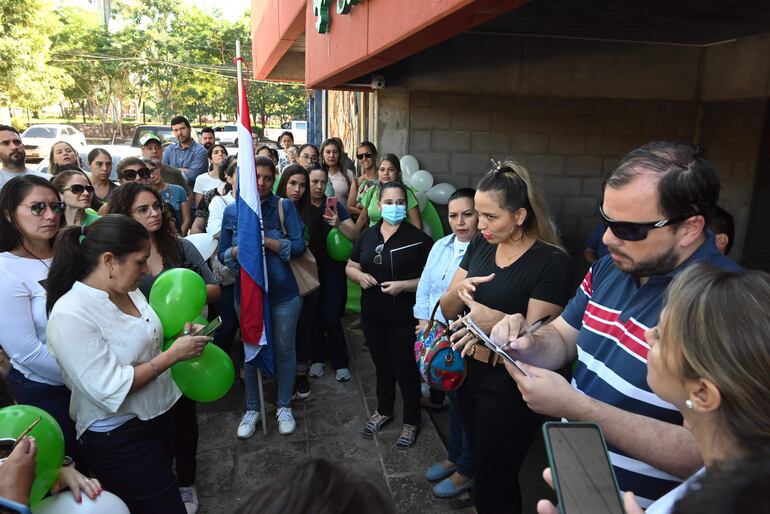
[63,184,95,195]
[121,168,152,181]
[357,152,373,160]
[599,206,695,241]
[373,243,384,265]
[24,202,66,216]
[132,202,164,217]
[300,153,319,162]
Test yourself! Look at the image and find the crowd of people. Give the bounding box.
[0,117,766,514]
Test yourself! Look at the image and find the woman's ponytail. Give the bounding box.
[46,225,90,314]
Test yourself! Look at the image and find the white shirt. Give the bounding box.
[0,167,51,189]
[645,468,705,514]
[0,253,63,385]
[193,173,224,195]
[206,192,236,237]
[46,282,180,437]
[328,168,355,204]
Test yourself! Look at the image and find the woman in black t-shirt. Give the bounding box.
[347,182,432,449]
[440,161,572,514]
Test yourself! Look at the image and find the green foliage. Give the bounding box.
[7,0,307,128]
[10,117,27,132]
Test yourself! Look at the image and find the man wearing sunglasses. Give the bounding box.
[0,125,50,190]
[489,141,741,508]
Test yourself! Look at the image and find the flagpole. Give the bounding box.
[235,40,242,120]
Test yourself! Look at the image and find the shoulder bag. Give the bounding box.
[277,198,320,296]
[414,301,466,391]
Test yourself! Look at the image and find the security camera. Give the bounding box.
[371,76,385,89]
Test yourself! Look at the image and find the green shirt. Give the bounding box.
[361,184,419,226]
[81,208,100,226]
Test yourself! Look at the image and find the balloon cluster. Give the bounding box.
[149,269,234,403]
[399,154,457,208]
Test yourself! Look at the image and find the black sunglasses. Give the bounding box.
[63,184,95,195]
[357,152,373,160]
[599,206,695,241]
[122,168,152,181]
[373,243,384,265]
[25,201,66,216]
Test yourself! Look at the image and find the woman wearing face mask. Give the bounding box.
[415,188,478,498]
[45,215,211,514]
[440,161,571,514]
[347,141,378,218]
[87,148,116,204]
[51,171,100,226]
[536,264,770,514]
[346,182,432,449]
[358,154,422,229]
[320,139,355,205]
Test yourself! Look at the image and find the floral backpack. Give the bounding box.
[414,302,466,392]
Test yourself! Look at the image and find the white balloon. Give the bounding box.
[411,170,434,193]
[401,166,416,187]
[33,491,130,514]
[400,154,419,175]
[427,183,457,205]
[185,233,218,261]
[415,191,429,211]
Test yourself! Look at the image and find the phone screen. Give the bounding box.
[325,196,337,216]
[193,316,222,337]
[545,423,625,514]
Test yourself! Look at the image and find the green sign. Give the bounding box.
[313,0,362,34]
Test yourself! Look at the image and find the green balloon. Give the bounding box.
[149,268,207,338]
[421,200,444,242]
[345,278,361,314]
[193,315,208,325]
[170,343,235,402]
[0,405,64,506]
[326,227,353,262]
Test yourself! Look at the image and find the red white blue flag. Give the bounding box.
[235,65,274,374]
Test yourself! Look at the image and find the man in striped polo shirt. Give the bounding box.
[490,141,740,507]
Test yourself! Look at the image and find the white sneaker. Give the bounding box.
[237,410,259,439]
[335,368,351,382]
[309,362,325,377]
[277,407,296,435]
[179,486,199,514]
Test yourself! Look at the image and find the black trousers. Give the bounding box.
[362,320,421,426]
[295,288,320,372]
[173,395,197,486]
[79,410,186,514]
[458,357,543,514]
[212,283,238,356]
[310,268,350,370]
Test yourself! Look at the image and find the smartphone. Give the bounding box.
[325,196,337,217]
[542,422,625,514]
[193,316,222,337]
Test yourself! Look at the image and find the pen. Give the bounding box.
[11,418,40,451]
[503,315,551,350]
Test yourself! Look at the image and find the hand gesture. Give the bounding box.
[490,314,535,356]
[0,437,36,505]
[51,466,103,503]
[323,211,339,228]
[449,315,480,357]
[358,273,378,289]
[456,273,495,305]
[380,281,404,296]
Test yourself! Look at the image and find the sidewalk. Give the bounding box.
[195,317,475,513]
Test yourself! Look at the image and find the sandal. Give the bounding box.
[363,411,392,435]
[396,424,419,449]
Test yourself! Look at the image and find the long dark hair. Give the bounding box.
[48,141,81,175]
[46,214,149,313]
[0,175,61,252]
[107,182,184,267]
[275,164,311,217]
[376,154,402,184]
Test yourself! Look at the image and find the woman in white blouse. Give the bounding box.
[45,215,210,514]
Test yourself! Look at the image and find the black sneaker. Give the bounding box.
[296,374,311,399]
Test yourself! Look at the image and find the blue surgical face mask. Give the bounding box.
[381,204,407,225]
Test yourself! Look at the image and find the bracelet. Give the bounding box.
[148,359,160,379]
[62,455,75,467]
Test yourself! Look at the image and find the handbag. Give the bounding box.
[277,198,320,297]
[414,302,466,392]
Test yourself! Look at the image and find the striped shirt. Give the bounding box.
[561,232,740,507]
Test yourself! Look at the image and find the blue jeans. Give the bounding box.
[245,295,302,410]
[447,391,473,477]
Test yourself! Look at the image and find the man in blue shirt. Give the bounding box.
[161,115,208,186]
[485,141,740,508]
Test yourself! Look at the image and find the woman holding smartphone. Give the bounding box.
[440,161,571,514]
[45,215,211,513]
[347,182,432,448]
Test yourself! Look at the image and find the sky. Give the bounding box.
[55,0,251,23]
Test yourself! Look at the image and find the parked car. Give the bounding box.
[22,124,87,162]
[130,125,199,148]
[264,120,307,145]
[212,124,239,146]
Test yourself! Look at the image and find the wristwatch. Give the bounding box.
[62,455,75,467]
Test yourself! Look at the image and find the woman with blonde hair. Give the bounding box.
[440,160,571,514]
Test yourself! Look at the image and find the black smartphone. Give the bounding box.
[542,422,625,514]
[193,316,222,337]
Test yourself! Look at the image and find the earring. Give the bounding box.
[510,225,524,243]
[685,399,694,410]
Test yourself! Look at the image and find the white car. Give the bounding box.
[212,124,239,146]
[22,124,87,162]
[264,120,307,145]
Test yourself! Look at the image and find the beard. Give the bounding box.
[607,245,679,279]
[8,150,25,166]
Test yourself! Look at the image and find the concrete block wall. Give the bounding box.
[407,92,701,254]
